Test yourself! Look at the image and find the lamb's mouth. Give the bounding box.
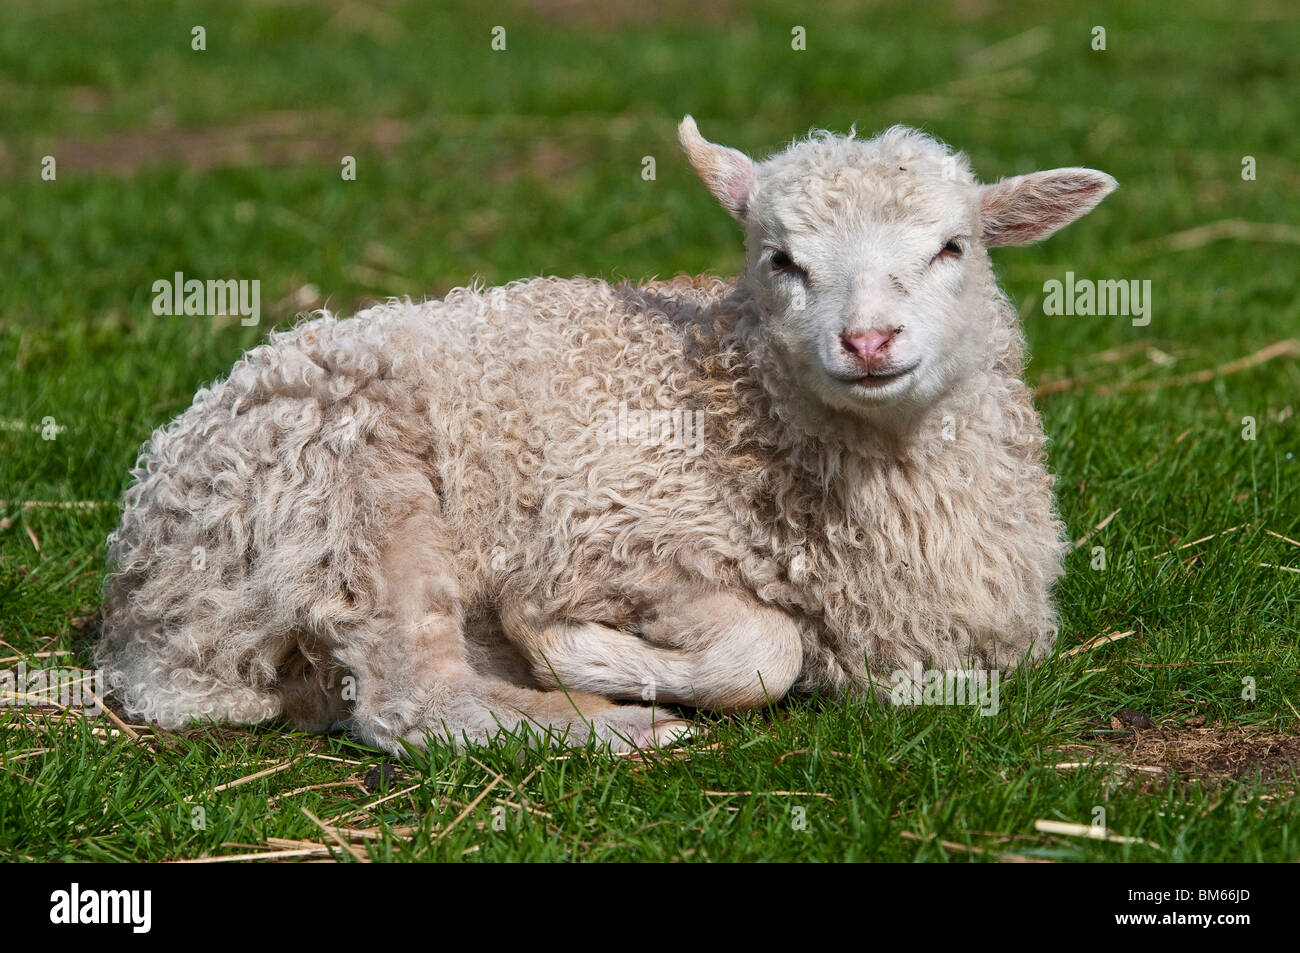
[833,360,922,388]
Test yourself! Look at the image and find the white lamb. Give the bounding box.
[96,117,1116,753]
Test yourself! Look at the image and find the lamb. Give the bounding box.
[95,116,1116,754]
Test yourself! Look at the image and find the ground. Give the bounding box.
[0,0,1297,861]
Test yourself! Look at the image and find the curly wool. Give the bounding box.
[97,122,1077,736]
[97,278,1060,726]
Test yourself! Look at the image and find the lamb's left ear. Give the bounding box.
[678,115,756,223]
[979,168,1117,247]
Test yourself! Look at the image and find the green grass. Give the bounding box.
[1,0,1298,861]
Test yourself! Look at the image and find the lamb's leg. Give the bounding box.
[330,512,689,754]
[502,586,803,712]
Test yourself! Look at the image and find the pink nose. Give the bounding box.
[841,328,898,362]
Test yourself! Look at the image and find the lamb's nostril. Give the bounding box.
[841,329,897,361]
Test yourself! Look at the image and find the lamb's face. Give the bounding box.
[678,116,1117,425]
[744,134,987,416]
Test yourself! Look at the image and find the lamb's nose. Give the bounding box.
[841,328,898,361]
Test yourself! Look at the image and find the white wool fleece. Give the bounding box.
[96,117,1115,750]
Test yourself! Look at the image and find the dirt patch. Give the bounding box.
[486,138,589,189]
[65,86,112,113]
[12,111,409,178]
[1059,726,1300,791]
[1129,728,1300,784]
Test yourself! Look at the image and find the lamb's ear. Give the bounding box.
[979,168,1117,247]
[678,115,755,223]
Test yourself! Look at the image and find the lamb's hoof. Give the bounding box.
[634,718,696,749]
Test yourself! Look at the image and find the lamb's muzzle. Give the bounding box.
[95,116,1116,754]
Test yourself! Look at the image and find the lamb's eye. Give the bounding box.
[770,249,794,270]
[935,236,967,263]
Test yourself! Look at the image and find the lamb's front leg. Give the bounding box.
[343,626,692,753]
[502,586,803,711]
[330,508,689,753]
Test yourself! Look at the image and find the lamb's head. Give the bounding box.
[679,116,1116,421]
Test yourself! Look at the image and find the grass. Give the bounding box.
[1,0,1298,862]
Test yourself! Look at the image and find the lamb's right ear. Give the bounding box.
[979,168,1117,247]
[678,115,755,223]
